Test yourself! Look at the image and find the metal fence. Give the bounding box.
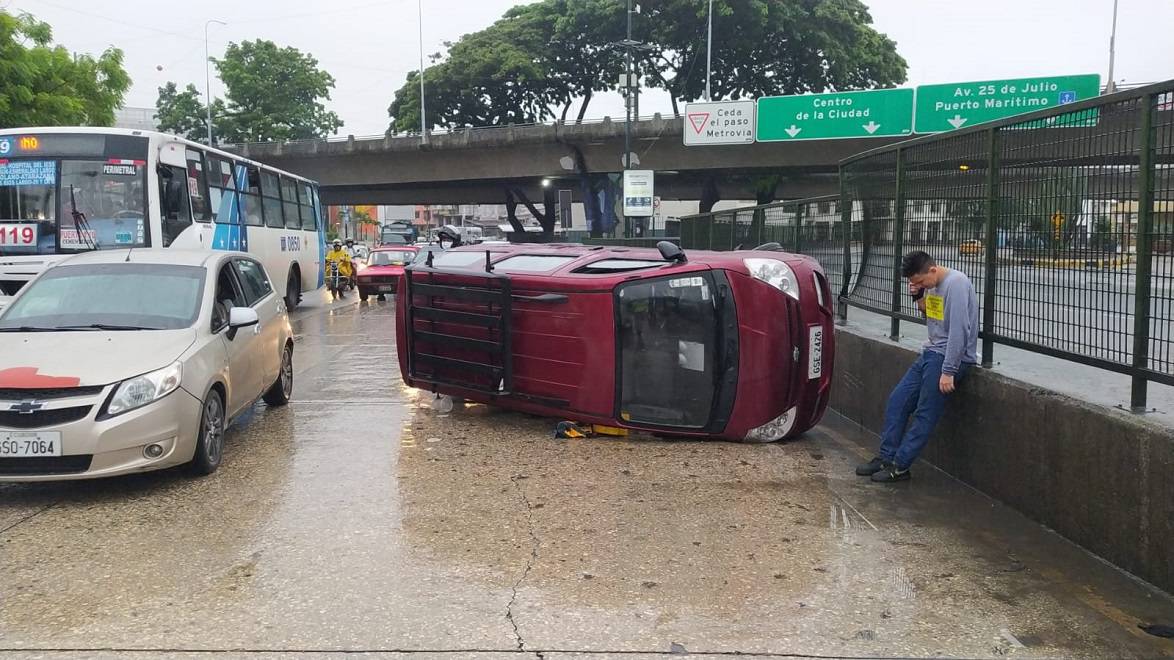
[677,195,851,296]
[678,79,1174,410]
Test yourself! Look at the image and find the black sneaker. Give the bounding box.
[871,465,911,483]
[855,457,890,476]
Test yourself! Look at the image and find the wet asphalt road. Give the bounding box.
[2,292,1174,659]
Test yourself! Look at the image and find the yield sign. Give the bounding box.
[681,100,756,146]
[688,112,710,134]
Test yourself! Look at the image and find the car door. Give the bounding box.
[233,257,282,390]
[212,261,262,417]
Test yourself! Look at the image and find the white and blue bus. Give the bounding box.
[0,127,325,308]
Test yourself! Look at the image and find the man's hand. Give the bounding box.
[939,374,956,394]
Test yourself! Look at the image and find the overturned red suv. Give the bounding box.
[395,242,834,442]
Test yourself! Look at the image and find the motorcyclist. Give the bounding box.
[325,239,354,299]
[345,238,358,259]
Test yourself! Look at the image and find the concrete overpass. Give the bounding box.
[233,116,907,206]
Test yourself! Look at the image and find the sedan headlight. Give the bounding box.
[105,362,183,417]
[744,258,800,300]
[744,406,799,442]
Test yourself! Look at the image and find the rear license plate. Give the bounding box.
[0,431,63,457]
[808,325,824,380]
[377,285,394,292]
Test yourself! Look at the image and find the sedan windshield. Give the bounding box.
[0,263,206,331]
[369,250,415,266]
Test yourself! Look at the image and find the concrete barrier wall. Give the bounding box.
[830,328,1174,594]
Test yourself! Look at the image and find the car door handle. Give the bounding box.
[511,293,568,304]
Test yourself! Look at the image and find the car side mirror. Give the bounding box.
[657,241,686,264]
[226,306,259,341]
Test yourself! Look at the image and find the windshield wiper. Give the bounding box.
[54,323,163,331]
[0,326,62,332]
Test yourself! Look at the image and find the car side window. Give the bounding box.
[212,264,247,332]
[234,259,273,306]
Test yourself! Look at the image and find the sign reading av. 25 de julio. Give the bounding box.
[683,101,756,146]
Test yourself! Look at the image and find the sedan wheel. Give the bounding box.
[189,391,225,475]
[263,345,293,406]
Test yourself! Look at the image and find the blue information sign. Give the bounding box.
[0,160,56,187]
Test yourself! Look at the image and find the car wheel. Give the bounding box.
[285,271,301,311]
[188,390,226,475]
[263,344,293,406]
[359,288,369,301]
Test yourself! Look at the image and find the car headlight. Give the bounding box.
[744,406,799,442]
[105,362,183,417]
[744,258,800,300]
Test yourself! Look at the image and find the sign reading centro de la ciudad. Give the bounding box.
[683,74,1101,145]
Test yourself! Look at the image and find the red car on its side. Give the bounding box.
[356,246,420,301]
[395,242,834,442]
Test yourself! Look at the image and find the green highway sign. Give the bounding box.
[756,88,914,141]
[914,74,1101,133]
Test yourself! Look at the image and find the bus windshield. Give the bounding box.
[0,159,147,256]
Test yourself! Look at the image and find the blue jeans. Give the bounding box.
[879,351,971,470]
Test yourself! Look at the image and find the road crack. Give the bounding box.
[506,473,540,652]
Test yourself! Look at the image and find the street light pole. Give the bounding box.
[418,0,428,144]
[1106,0,1120,93]
[204,19,226,146]
[706,0,713,101]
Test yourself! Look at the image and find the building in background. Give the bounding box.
[113,107,158,131]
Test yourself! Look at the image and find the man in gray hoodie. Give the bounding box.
[856,250,979,483]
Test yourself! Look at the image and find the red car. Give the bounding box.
[395,242,834,442]
[356,246,420,300]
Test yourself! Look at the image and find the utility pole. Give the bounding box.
[204,19,226,146]
[624,0,633,174]
[418,0,428,144]
[1105,0,1120,93]
[706,0,713,101]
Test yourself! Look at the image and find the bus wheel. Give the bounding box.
[285,271,301,311]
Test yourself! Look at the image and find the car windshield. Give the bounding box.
[0,263,206,331]
[369,250,415,266]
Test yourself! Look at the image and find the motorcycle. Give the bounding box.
[328,260,352,299]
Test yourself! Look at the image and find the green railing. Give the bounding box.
[677,79,1174,410]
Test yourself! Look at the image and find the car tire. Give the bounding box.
[263,344,293,407]
[188,390,226,476]
[359,288,369,301]
[285,271,301,311]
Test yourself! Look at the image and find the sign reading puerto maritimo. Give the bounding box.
[913,74,1101,133]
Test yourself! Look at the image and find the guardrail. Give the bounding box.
[224,113,680,150]
[679,79,1174,410]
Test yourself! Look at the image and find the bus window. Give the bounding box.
[158,165,192,247]
[260,170,283,229]
[58,160,146,251]
[185,150,211,222]
[241,165,263,227]
[298,183,316,231]
[206,156,236,224]
[280,176,301,230]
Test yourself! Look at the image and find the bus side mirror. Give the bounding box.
[658,241,686,264]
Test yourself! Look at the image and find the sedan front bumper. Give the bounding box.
[0,387,204,481]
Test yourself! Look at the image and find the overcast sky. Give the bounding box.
[6,0,1173,137]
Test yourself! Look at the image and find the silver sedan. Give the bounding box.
[0,249,294,480]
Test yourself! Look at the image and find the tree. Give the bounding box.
[387,0,906,132]
[0,10,130,128]
[214,40,342,142]
[156,40,342,144]
[154,82,221,142]
[641,0,908,115]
